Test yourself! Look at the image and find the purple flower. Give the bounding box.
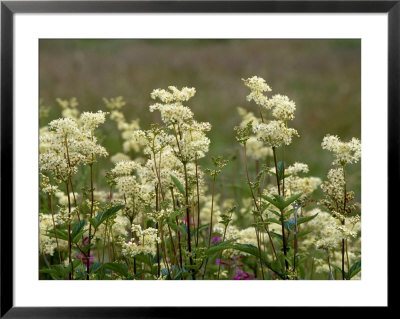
[75,253,93,266]
[216,258,221,265]
[233,269,255,280]
[212,236,222,244]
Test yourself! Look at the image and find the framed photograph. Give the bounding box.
[1,0,395,315]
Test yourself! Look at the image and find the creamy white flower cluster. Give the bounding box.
[149,86,211,163]
[242,76,272,109]
[254,121,299,148]
[322,134,361,166]
[40,111,108,183]
[237,107,272,160]
[242,76,299,148]
[120,224,160,257]
[149,86,196,126]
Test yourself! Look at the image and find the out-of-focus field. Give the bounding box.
[39,39,361,201]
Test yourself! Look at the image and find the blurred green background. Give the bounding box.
[39,39,361,202]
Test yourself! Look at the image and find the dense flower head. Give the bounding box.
[253,120,299,148]
[269,94,296,121]
[79,111,108,134]
[150,86,196,103]
[120,225,160,257]
[242,76,272,109]
[322,135,361,165]
[149,102,194,126]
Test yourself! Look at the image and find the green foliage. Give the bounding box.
[170,175,185,196]
[89,205,124,229]
[262,193,302,211]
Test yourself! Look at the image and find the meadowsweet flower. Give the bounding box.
[79,110,108,133]
[253,120,299,148]
[242,76,272,109]
[110,152,131,164]
[322,135,361,166]
[269,94,296,121]
[120,224,160,257]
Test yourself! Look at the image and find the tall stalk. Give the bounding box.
[183,162,195,280]
[86,163,94,280]
[171,188,183,270]
[195,155,201,247]
[208,176,216,247]
[65,181,73,280]
[155,185,161,278]
[342,165,347,280]
[48,194,62,264]
[272,147,288,271]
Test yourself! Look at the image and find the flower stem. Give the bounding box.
[195,155,201,248]
[48,194,62,264]
[243,145,278,261]
[342,165,347,280]
[208,176,216,248]
[171,188,183,271]
[272,147,288,272]
[183,162,195,280]
[87,163,94,280]
[65,181,73,280]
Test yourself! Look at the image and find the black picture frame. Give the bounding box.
[1,0,396,316]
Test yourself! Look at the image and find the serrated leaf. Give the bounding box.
[171,175,185,196]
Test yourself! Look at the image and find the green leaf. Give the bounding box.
[266,218,281,225]
[262,194,284,210]
[46,228,69,241]
[71,220,87,243]
[89,262,103,274]
[277,161,286,182]
[331,264,348,279]
[297,213,319,226]
[171,175,185,196]
[102,262,129,277]
[89,205,124,229]
[287,231,312,242]
[233,243,283,278]
[349,261,361,279]
[198,223,210,233]
[282,193,302,209]
[167,221,187,235]
[283,208,294,218]
[270,231,283,242]
[204,239,237,255]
